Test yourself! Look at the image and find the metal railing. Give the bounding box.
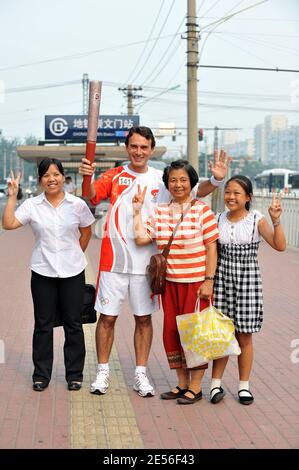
[253,193,299,248]
[210,188,299,248]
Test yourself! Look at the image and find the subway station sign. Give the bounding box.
[45,115,140,142]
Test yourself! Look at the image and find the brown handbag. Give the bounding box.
[146,200,196,295]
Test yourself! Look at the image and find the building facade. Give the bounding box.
[254,115,299,169]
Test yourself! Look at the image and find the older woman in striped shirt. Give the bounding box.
[133,160,219,405]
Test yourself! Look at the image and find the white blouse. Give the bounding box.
[217,210,264,245]
[15,192,95,278]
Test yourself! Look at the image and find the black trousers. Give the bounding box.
[30,270,86,384]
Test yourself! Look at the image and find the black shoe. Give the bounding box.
[177,389,202,405]
[160,386,188,400]
[238,389,254,405]
[68,381,82,391]
[33,381,48,392]
[210,386,226,404]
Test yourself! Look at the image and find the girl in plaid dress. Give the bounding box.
[210,175,286,405]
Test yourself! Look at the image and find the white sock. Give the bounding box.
[135,366,146,375]
[210,378,222,399]
[239,380,251,397]
[98,363,109,371]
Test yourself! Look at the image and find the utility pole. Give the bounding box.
[82,73,89,114]
[9,151,13,173]
[207,126,241,213]
[204,136,208,177]
[199,126,242,154]
[214,125,219,154]
[3,150,6,180]
[212,126,242,154]
[186,0,199,173]
[118,85,143,116]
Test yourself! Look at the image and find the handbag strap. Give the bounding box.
[162,199,197,259]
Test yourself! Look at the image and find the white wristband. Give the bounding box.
[210,175,224,187]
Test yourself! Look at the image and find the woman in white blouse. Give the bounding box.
[2,158,95,392]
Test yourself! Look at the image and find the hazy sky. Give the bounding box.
[0,0,298,152]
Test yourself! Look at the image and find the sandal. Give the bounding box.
[177,389,202,405]
[210,386,226,404]
[238,389,254,405]
[160,386,188,400]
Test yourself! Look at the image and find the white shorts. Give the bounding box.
[95,271,159,316]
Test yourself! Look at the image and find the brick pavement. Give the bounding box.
[0,226,298,449]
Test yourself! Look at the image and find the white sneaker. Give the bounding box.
[90,368,109,395]
[133,372,155,397]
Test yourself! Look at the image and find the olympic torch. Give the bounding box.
[82,80,102,197]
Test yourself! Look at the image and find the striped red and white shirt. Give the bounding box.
[146,200,219,283]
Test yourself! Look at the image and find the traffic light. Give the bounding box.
[198,128,204,141]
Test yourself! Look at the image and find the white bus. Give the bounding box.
[254,168,299,196]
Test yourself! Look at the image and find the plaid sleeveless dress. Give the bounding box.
[214,213,263,333]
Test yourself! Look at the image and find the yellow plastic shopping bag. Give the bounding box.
[176,300,241,369]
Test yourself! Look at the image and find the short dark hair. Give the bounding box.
[38,158,65,182]
[162,159,199,190]
[125,126,156,148]
[225,174,253,210]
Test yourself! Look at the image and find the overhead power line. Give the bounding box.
[0,33,181,73]
[5,80,81,93]
[201,16,299,22]
[200,65,299,72]
[135,96,298,113]
[199,0,269,62]
[124,0,166,85]
[130,0,175,85]
[4,78,294,103]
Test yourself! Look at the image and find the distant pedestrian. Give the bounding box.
[2,159,95,392]
[210,175,286,406]
[64,176,76,194]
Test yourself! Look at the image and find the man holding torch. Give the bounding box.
[80,117,231,397]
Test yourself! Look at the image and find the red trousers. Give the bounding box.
[161,280,210,370]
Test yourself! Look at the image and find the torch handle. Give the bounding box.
[82,141,97,197]
[82,80,102,198]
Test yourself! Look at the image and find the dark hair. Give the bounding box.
[38,158,65,182]
[225,174,253,210]
[162,159,199,190]
[125,126,156,148]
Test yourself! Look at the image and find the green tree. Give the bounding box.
[0,133,38,183]
[22,135,38,182]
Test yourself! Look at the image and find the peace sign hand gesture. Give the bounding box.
[268,193,282,223]
[132,184,147,212]
[7,171,21,198]
[208,149,232,181]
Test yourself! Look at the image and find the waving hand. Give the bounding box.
[7,171,21,198]
[208,149,232,181]
[268,193,282,222]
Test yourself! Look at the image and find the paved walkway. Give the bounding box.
[0,226,298,450]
